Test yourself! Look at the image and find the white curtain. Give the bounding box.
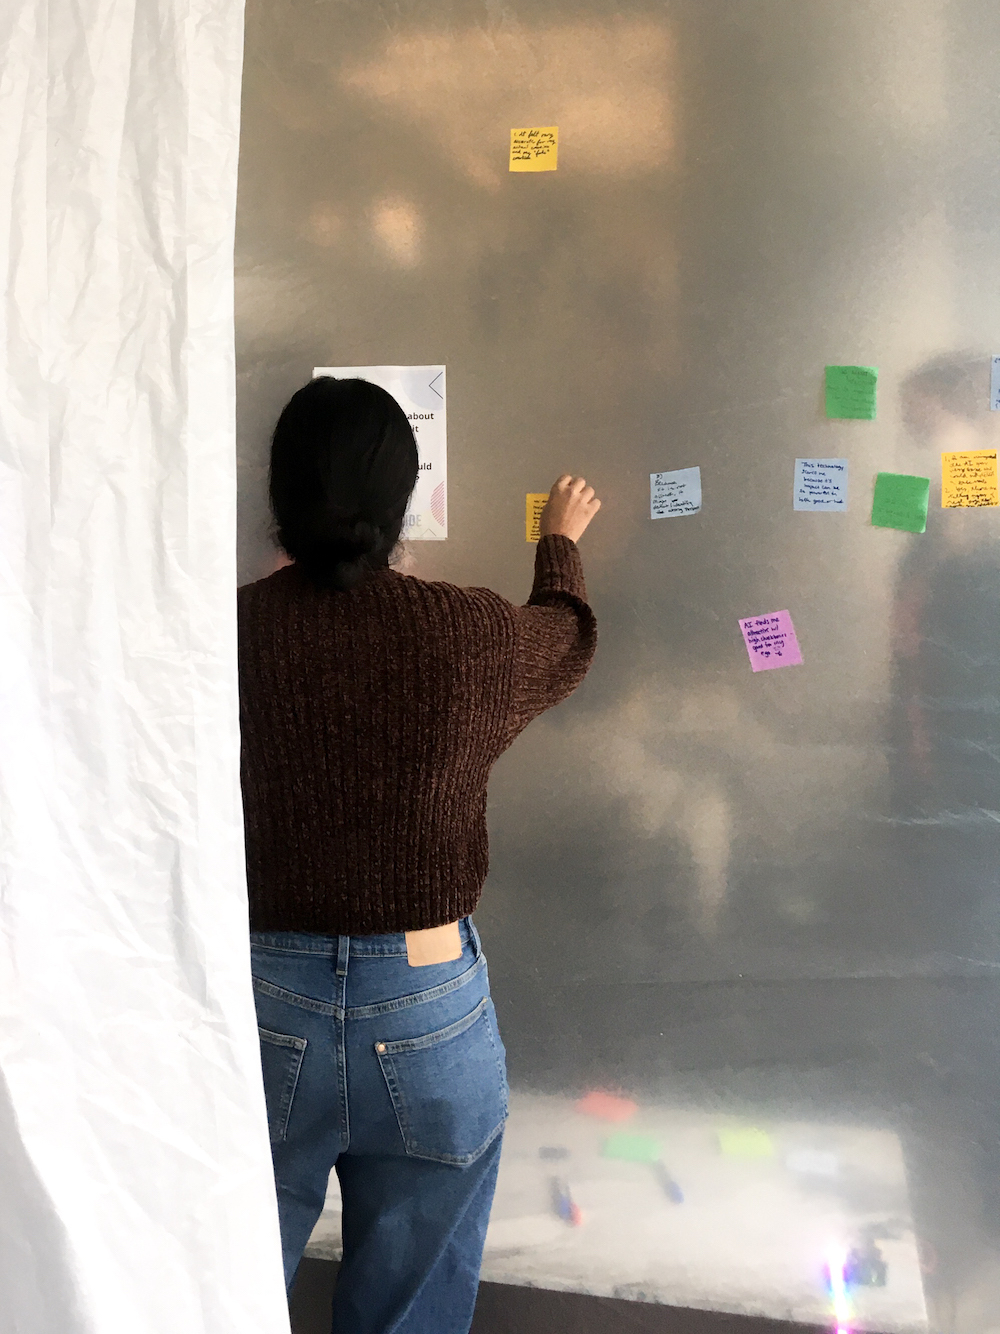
[0,2,289,1330]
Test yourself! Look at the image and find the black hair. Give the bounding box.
[269,377,419,592]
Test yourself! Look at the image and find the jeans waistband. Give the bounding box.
[250,916,479,959]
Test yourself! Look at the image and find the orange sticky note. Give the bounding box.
[526,493,548,542]
[941,449,999,508]
[510,126,558,172]
[575,1091,638,1123]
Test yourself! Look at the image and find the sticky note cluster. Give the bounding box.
[739,611,803,672]
[650,466,701,519]
[510,127,558,172]
[941,450,999,508]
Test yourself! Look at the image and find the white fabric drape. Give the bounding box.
[0,2,289,1329]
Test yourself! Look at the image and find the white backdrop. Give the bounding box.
[0,2,289,1330]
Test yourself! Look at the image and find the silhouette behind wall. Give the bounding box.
[890,355,1000,953]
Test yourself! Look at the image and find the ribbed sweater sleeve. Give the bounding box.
[503,533,598,746]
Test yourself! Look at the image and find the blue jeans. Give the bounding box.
[250,918,507,1334]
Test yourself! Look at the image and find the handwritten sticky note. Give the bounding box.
[718,1127,774,1159]
[510,127,558,172]
[794,458,849,511]
[739,611,803,673]
[526,493,548,542]
[942,450,999,508]
[825,365,878,420]
[603,1133,662,1164]
[871,472,929,532]
[651,466,701,519]
[991,356,1000,411]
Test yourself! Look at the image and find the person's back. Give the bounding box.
[240,532,595,935]
[238,375,599,1333]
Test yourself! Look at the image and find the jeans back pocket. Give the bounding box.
[258,1027,307,1145]
[375,997,508,1165]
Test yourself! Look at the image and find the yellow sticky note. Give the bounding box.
[526,493,548,542]
[510,127,558,172]
[941,449,999,508]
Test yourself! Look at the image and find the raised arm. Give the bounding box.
[503,477,601,745]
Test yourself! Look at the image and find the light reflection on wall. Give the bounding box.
[340,23,676,191]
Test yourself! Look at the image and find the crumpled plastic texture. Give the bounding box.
[0,2,289,1330]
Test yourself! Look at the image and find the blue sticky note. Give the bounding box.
[991,356,1000,412]
[794,458,849,511]
[651,466,701,519]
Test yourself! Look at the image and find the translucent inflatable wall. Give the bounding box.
[235,4,1000,1328]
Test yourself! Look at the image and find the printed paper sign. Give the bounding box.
[510,127,558,172]
[739,611,803,673]
[794,458,848,511]
[941,449,999,508]
[526,493,548,542]
[991,355,1000,411]
[825,364,878,420]
[313,366,446,540]
[650,466,701,519]
[871,471,929,533]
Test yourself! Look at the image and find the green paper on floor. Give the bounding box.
[602,1132,662,1164]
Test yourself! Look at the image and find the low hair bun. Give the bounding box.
[296,518,389,593]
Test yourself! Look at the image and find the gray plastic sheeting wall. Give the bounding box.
[235,3,1000,1329]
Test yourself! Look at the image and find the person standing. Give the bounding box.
[238,376,599,1333]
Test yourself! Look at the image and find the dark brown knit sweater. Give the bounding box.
[238,534,596,935]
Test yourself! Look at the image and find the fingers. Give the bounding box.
[552,475,593,495]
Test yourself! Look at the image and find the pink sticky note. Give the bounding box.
[739,610,803,672]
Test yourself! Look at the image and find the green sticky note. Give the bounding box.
[871,471,930,533]
[717,1127,773,1159]
[602,1132,662,1164]
[825,365,878,419]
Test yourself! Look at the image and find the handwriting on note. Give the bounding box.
[509,127,558,172]
[794,458,848,511]
[650,466,701,519]
[825,364,877,420]
[991,356,1000,412]
[870,472,929,533]
[526,493,548,542]
[941,450,999,508]
[739,611,803,673]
